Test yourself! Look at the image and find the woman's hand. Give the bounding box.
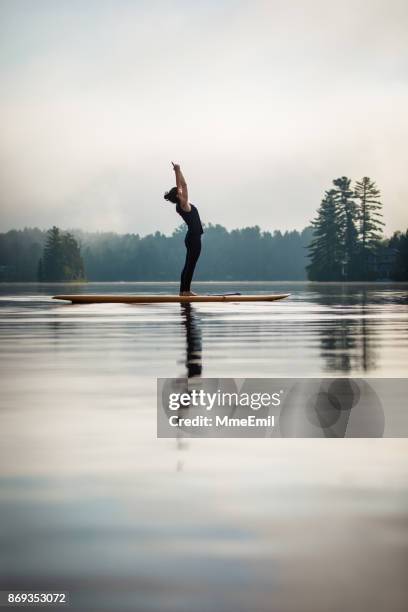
[172,161,189,210]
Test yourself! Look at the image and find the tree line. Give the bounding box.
[307,176,407,280]
[0,224,312,282]
[0,185,406,282]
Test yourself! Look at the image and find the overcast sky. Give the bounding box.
[0,0,407,236]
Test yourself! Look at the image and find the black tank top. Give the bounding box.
[176,203,203,235]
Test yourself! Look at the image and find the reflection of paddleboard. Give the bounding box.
[53,294,290,304]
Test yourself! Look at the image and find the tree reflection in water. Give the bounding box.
[309,285,378,373]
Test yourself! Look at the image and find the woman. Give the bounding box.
[164,162,203,296]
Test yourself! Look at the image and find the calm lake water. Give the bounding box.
[0,282,407,611]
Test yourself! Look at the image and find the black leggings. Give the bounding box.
[180,233,201,293]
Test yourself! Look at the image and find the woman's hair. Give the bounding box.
[163,186,179,204]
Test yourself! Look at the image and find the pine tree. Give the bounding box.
[42,226,63,281]
[40,227,85,281]
[61,232,85,280]
[307,189,343,280]
[332,176,359,279]
[37,258,44,282]
[390,230,408,281]
[354,177,384,277]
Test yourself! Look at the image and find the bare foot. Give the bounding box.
[179,291,198,296]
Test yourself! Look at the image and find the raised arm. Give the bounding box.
[172,162,191,212]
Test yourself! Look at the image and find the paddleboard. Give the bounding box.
[53,294,290,304]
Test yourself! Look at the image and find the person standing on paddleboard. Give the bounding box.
[164,162,204,296]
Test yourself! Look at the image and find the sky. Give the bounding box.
[0,0,407,236]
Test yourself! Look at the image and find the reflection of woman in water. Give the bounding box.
[164,162,204,296]
[176,303,202,471]
[181,303,202,377]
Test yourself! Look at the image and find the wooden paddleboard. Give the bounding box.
[53,294,290,304]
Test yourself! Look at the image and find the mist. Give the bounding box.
[0,0,407,235]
